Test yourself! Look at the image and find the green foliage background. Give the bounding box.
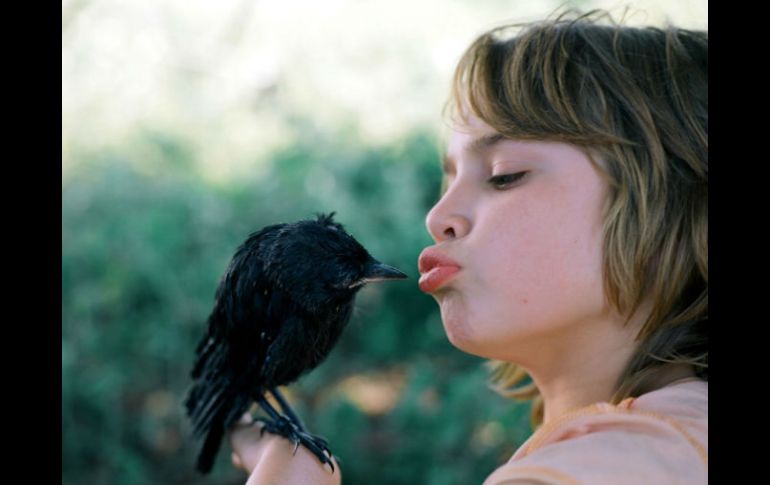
[62,122,534,485]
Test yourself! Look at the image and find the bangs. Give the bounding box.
[447,14,638,148]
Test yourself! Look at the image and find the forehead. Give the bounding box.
[444,119,553,172]
[442,118,610,183]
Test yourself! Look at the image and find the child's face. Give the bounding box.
[422,114,614,364]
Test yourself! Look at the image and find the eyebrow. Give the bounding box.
[468,133,506,153]
[442,133,507,174]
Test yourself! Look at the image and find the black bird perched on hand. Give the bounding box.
[184,212,407,474]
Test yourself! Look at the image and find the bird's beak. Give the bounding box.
[350,262,408,288]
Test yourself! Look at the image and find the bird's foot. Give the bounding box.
[253,415,335,472]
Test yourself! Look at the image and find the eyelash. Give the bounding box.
[487,172,528,189]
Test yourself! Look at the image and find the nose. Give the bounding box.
[425,185,471,243]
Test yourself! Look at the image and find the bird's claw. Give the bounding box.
[251,416,272,437]
[257,415,336,472]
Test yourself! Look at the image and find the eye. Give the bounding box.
[487,172,528,190]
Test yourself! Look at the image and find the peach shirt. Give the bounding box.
[483,378,708,484]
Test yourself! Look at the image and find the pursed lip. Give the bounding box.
[418,247,462,293]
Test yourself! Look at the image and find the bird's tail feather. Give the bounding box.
[188,350,232,437]
[194,393,252,474]
[196,419,225,474]
[191,383,230,439]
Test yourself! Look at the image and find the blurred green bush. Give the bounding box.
[62,125,532,485]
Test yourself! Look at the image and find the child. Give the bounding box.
[229,8,707,484]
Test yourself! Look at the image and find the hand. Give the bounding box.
[229,414,342,485]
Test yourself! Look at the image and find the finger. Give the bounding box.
[230,413,254,436]
[231,452,244,470]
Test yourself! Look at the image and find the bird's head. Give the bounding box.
[266,212,407,311]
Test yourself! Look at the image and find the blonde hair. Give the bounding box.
[445,8,707,429]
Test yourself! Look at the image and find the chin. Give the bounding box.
[441,305,488,356]
[438,292,471,346]
[443,321,470,351]
[439,291,498,357]
[439,301,519,361]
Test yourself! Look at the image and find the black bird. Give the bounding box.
[184,212,407,474]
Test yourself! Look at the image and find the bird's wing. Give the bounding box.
[186,245,275,436]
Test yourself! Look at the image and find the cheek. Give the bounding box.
[506,222,603,299]
[488,181,605,291]
[470,191,608,339]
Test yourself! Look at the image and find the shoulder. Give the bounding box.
[483,379,707,485]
